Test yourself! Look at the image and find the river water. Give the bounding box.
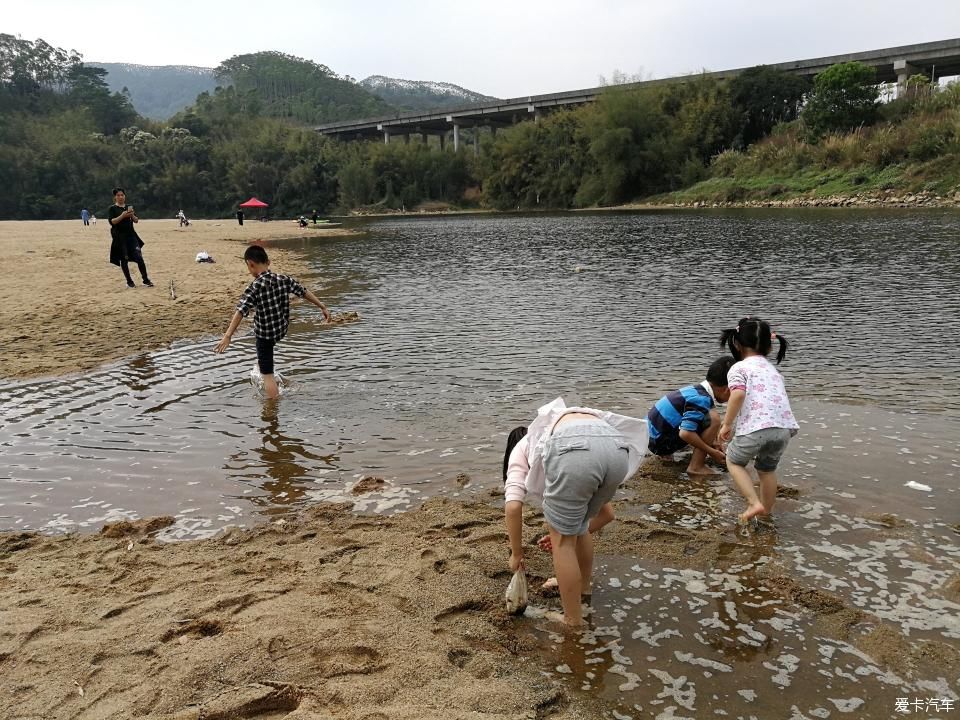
[2,209,959,717]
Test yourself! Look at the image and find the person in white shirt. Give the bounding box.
[503,397,646,627]
[718,317,799,524]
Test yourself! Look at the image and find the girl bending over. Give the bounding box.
[503,398,647,627]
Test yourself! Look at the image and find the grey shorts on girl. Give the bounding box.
[541,419,630,536]
[726,426,793,472]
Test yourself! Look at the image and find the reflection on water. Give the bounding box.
[228,403,341,514]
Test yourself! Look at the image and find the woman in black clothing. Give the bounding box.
[108,187,153,288]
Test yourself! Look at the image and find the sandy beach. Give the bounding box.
[0,219,351,380]
[2,460,956,719]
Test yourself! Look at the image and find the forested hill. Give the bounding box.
[213,52,392,124]
[88,63,217,120]
[360,75,497,111]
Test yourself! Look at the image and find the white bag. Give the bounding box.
[505,570,529,615]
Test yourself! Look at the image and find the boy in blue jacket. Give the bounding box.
[647,356,734,474]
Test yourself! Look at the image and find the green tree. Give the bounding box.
[729,66,810,146]
[802,61,878,139]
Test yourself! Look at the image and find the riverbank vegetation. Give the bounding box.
[654,81,960,205]
[2,34,958,219]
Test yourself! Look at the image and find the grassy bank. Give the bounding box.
[647,83,960,206]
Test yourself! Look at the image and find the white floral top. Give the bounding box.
[727,356,799,436]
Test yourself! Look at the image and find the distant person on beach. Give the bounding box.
[718,317,798,524]
[503,397,646,627]
[90,213,97,225]
[214,244,331,399]
[646,356,734,474]
[108,187,153,288]
[81,208,90,226]
[177,209,189,227]
[311,209,318,224]
[236,209,244,226]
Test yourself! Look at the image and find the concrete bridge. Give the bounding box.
[316,38,960,151]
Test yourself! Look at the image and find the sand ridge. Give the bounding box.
[0,219,351,381]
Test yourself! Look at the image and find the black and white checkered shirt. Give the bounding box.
[236,270,306,341]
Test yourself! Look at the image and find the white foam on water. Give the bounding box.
[674,651,732,673]
[608,664,641,691]
[828,697,864,712]
[763,654,800,688]
[648,669,697,711]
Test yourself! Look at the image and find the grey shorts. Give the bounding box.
[726,427,793,472]
[541,419,629,536]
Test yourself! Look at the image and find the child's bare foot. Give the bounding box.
[542,578,592,605]
[544,610,585,628]
[739,502,766,524]
[687,464,721,475]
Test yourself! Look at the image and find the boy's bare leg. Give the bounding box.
[757,470,777,517]
[262,373,280,399]
[728,462,765,522]
[549,527,584,627]
[688,410,722,475]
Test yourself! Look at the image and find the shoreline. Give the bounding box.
[2,460,956,718]
[614,187,960,211]
[0,220,353,382]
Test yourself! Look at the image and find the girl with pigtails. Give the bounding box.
[717,317,799,525]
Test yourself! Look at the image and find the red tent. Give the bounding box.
[239,197,268,208]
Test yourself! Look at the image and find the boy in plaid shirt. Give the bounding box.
[215,245,331,398]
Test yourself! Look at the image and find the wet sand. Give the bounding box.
[0,220,351,380]
[2,461,956,719]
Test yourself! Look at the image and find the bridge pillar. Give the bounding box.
[439,133,445,151]
[404,134,411,144]
[383,129,390,145]
[474,127,480,157]
[453,122,460,152]
[894,59,922,87]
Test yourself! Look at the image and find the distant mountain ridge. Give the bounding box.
[89,62,218,120]
[360,75,498,111]
[88,62,497,121]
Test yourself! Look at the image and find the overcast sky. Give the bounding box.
[8,1,960,97]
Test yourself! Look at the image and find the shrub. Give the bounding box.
[865,126,905,168]
[710,149,743,178]
[722,184,748,202]
[908,123,955,161]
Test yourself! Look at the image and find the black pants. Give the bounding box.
[120,248,149,284]
[256,336,276,374]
